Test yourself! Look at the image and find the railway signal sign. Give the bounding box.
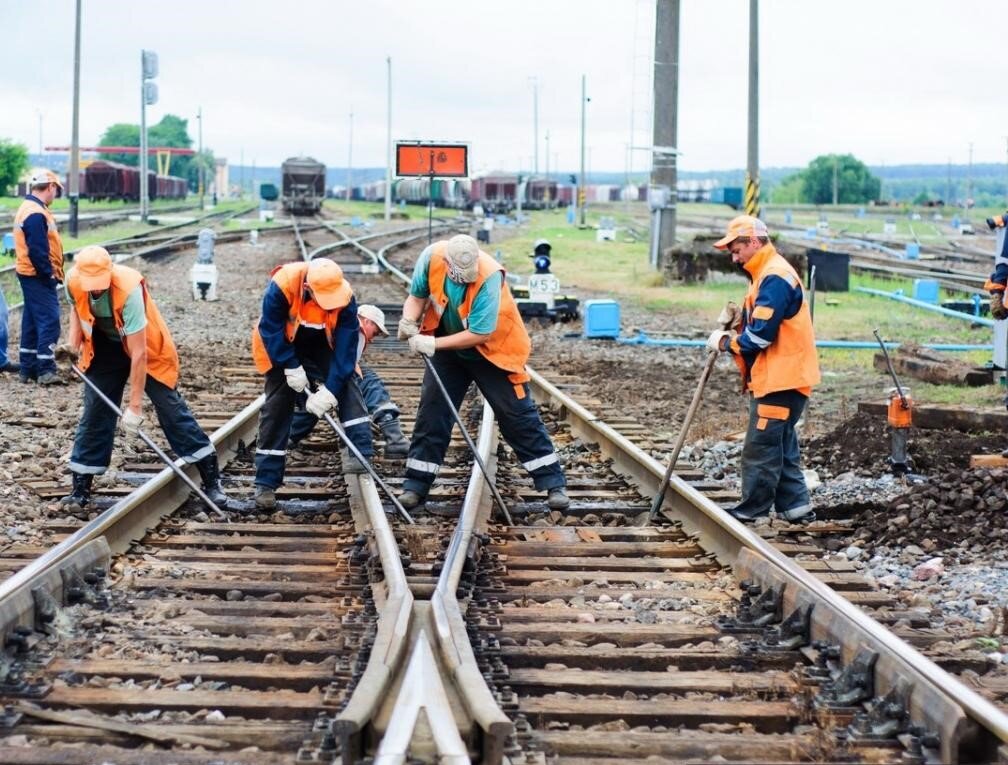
[395,142,468,178]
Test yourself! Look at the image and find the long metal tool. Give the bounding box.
[321,411,414,524]
[420,354,513,525]
[872,328,909,407]
[648,305,738,522]
[68,362,229,521]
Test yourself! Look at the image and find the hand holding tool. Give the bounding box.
[305,386,337,417]
[284,365,309,392]
[397,317,420,340]
[706,330,736,353]
[120,408,144,436]
[991,292,1008,320]
[408,334,436,357]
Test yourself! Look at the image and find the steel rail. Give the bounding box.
[525,364,1008,763]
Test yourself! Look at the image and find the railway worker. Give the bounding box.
[288,303,409,457]
[706,216,820,524]
[0,289,19,374]
[59,246,231,513]
[397,233,570,511]
[13,169,66,385]
[251,258,373,510]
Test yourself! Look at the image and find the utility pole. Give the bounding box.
[68,0,82,237]
[578,74,588,226]
[197,107,204,209]
[832,156,839,205]
[384,56,392,222]
[346,111,353,201]
[651,0,679,268]
[967,141,974,209]
[530,77,539,175]
[140,50,158,222]
[37,111,43,162]
[744,0,760,218]
[946,157,952,206]
[545,129,551,207]
[240,148,244,199]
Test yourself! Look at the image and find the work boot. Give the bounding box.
[37,371,65,386]
[340,448,369,475]
[547,487,570,511]
[195,453,231,509]
[378,417,409,458]
[18,371,36,384]
[781,507,816,525]
[253,485,276,510]
[399,490,426,510]
[60,473,93,515]
[0,361,19,374]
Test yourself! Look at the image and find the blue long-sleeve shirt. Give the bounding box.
[735,273,804,372]
[21,195,54,281]
[257,281,360,396]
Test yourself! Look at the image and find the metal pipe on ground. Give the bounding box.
[614,332,992,352]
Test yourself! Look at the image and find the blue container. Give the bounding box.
[583,299,621,339]
[1,233,13,254]
[784,210,793,224]
[905,242,920,260]
[913,279,940,304]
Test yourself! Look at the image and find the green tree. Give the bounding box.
[97,123,141,165]
[98,115,202,185]
[0,139,29,196]
[799,154,881,204]
[769,173,803,205]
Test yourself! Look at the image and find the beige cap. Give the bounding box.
[357,304,389,336]
[713,215,769,249]
[445,234,480,283]
[29,168,63,190]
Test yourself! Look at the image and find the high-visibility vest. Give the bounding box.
[67,264,180,389]
[251,261,350,373]
[421,243,531,377]
[14,197,64,280]
[738,244,820,398]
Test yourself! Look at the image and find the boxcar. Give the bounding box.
[281,156,326,215]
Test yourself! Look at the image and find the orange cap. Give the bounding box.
[75,246,113,291]
[306,258,352,310]
[713,215,769,249]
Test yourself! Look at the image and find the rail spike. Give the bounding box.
[844,676,916,744]
[741,603,814,654]
[715,580,784,633]
[814,645,878,710]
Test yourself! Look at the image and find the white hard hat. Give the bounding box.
[29,169,63,189]
[357,304,389,336]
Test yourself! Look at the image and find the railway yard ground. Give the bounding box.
[2,200,1008,762]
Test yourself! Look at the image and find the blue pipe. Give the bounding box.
[614,331,991,352]
[854,286,995,327]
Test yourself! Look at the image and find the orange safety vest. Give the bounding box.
[67,264,180,389]
[251,262,350,373]
[421,243,531,380]
[14,197,64,281]
[735,244,820,398]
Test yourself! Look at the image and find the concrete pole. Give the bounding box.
[384,56,392,222]
[68,0,81,236]
[579,74,587,226]
[140,53,148,222]
[745,0,760,218]
[346,111,353,202]
[531,77,539,175]
[651,0,679,267]
[197,107,204,209]
[544,129,550,206]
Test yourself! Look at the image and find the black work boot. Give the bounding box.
[195,454,230,509]
[60,473,93,515]
[378,416,409,458]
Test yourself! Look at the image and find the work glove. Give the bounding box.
[121,407,144,437]
[992,292,1008,321]
[408,334,436,357]
[397,317,420,340]
[716,301,742,329]
[284,365,309,392]
[53,343,80,363]
[706,329,736,353]
[305,386,337,417]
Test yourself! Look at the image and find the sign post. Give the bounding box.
[395,142,468,244]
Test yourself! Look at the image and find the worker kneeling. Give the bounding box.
[707,217,820,524]
[251,258,372,510]
[398,234,569,511]
[60,247,230,514]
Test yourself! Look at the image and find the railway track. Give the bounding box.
[1,216,1008,763]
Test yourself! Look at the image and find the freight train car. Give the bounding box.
[469,174,518,214]
[281,156,326,215]
[83,160,187,202]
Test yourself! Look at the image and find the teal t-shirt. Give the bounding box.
[410,245,502,359]
[65,282,147,341]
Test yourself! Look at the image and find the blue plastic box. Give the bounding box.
[912,279,939,304]
[583,299,621,338]
[905,242,920,260]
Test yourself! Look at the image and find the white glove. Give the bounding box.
[121,407,144,436]
[706,330,736,353]
[397,317,420,340]
[284,365,309,392]
[408,334,436,357]
[716,301,742,328]
[305,386,337,417]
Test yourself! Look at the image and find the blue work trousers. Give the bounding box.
[290,364,399,444]
[16,274,60,376]
[255,366,372,489]
[0,288,9,366]
[403,351,565,497]
[732,389,812,521]
[69,332,215,475]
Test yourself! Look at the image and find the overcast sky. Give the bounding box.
[3,1,1004,176]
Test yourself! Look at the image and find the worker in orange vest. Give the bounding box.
[707,216,820,524]
[13,169,65,384]
[60,246,230,513]
[397,234,569,512]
